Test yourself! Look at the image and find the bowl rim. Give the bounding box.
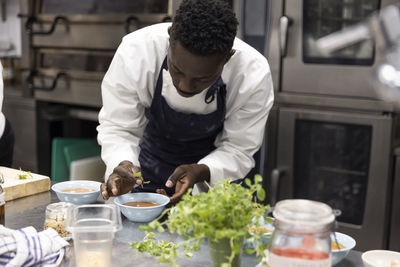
[331,232,356,252]
[51,180,102,194]
[114,192,170,208]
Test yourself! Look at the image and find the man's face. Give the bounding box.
[167,40,232,97]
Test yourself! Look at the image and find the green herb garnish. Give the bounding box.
[132,175,269,267]
[18,168,33,180]
[134,172,151,188]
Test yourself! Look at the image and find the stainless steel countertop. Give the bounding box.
[5,189,365,267]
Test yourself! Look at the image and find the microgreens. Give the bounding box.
[134,172,151,188]
[132,175,270,266]
[18,168,33,180]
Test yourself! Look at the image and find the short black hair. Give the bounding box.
[170,0,238,56]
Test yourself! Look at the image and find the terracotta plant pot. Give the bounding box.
[209,238,243,267]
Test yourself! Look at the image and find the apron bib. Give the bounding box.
[137,57,227,195]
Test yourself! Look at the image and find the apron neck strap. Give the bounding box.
[205,77,225,104]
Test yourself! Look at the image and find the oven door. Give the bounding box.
[26,0,172,49]
[28,49,113,107]
[273,107,392,251]
[268,0,397,99]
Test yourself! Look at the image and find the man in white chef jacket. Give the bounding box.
[0,62,15,167]
[98,0,274,203]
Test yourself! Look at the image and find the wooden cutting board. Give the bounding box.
[0,167,51,201]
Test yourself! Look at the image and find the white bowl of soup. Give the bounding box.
[114,193,170,223]
[52,180,102,205]
[331,232,356,265]
[244,216,274,249]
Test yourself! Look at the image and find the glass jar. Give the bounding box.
[268,199,335,267]
[44,202,74,238]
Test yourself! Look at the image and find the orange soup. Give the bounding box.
[249,226,272,234]
[331,241,345,250]
[61,188,96,193]
[123,201,160,207]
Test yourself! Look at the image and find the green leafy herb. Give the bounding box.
[132,175,269,266]
[134,172,151,188]
[18,168,33,180]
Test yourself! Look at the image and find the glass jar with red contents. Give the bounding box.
[268,199,335,267]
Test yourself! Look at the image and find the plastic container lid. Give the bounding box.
[66,204,122,233]
[273,199,335,228]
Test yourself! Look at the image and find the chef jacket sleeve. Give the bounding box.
[97,37,155,180]
[196,62,274,191]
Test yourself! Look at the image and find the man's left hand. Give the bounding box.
[158,163,210,204]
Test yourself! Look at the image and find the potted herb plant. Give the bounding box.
[132,175,270,267]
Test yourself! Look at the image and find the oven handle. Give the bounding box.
[25,15,69,35]
[270,168,285,206]
[27,71,68,92]
[279,16,292,57]
[125,16,140,34]
[40,107,98,122]
[68,108,99,122]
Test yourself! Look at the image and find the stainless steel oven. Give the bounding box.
[17,0,173,175]
[264,0,400,251]
[23,0,172,105]
[271,107,396,251]
[267,0,400,99]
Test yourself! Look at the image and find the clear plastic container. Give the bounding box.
[66,204,122,267]
[44,202,74,238]
[268,199,335,267]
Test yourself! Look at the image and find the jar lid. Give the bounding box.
[273,199,335,227]
[46,202,74,213]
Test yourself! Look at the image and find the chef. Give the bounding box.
[0,62,14,167]
[98,0,274,203]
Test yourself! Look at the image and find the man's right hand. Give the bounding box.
[101,160,142,200]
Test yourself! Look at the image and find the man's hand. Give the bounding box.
[161,164,210,204]
[101,160,142,200]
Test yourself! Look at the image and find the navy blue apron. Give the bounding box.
[136,57,226,196]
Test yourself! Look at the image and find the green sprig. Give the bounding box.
[134,172,151,187]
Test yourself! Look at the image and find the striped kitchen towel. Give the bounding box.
[0,225,69,267]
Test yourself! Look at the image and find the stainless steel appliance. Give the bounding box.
[391,148,400,252]
[265,0,400,251]
[17,0,173,174]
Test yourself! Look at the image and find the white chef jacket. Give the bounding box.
[97,23,274,192]
[0,63,5,138]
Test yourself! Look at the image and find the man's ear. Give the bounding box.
[225,49,236,63]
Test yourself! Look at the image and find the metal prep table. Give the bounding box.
[5,188,365,267]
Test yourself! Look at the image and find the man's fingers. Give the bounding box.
[169,192,183,204]
[118,167,137,182]
[166,167,186,188]
[156,188,168,196]
[101,183,109,200]
[119,166,142,185]
[111,178,121,195]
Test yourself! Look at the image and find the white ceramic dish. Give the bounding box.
[114,192,170,223]
[52,180,102,205]
[331,232,356,265]
[243,216,274,249]
[362,250,400,267]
